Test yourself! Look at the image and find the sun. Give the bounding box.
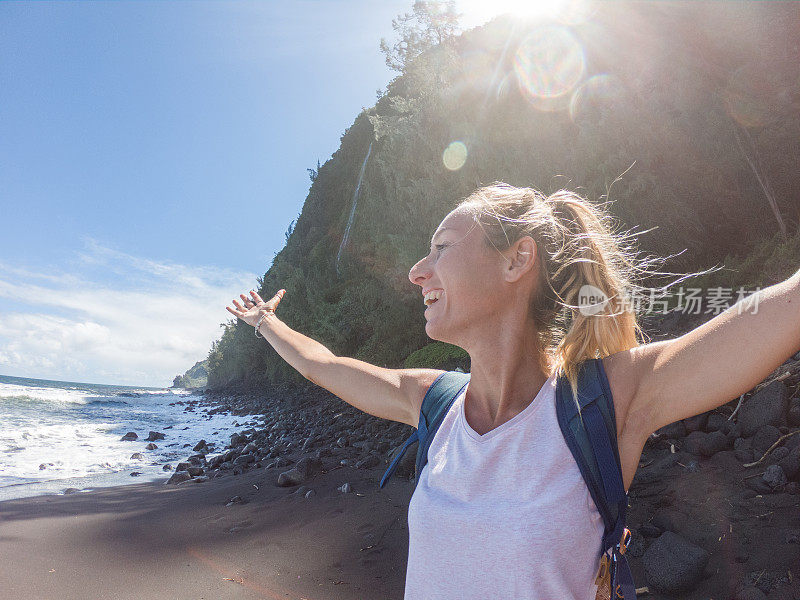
[457,0,571,28]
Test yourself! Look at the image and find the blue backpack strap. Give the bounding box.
[378,371,470,489]
[555,357,636,600]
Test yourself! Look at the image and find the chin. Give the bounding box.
[424,320,451,345]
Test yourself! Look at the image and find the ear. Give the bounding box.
[502,236,537,283]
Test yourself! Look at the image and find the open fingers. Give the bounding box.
[239,293,254,306]
[250,290,264,304]
[225,305,241,317]
[232,299,246,311]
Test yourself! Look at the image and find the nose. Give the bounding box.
[408,255,431,287]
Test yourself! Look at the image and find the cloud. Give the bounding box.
[0,238,257,387]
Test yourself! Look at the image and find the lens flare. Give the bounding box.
[569,74,623,123]
[442,141,468,171]
[513,25,585,111]
[724,65,784,128]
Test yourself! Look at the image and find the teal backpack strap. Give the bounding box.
[555,357,636,600]
[378,371,470,489]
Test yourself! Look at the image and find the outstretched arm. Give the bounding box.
[624,269,800,438]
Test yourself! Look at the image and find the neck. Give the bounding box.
[461,314,550,427]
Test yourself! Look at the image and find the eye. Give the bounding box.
[434,244,449,253]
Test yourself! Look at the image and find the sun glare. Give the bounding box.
[458,0,573,28]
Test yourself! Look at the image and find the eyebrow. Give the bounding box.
[430,227,456,244]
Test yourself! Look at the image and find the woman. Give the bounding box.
[226,182,800,600]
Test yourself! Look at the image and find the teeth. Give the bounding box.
[424,290,443,306]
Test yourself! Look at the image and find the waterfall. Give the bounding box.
[336,141,372,277]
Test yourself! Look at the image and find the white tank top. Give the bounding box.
[404,372,605,600]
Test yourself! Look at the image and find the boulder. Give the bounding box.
[738,382,789,437]
[120,432,138,441]
[145,431,166,441]
[276,468,305,487]
[166,471,191,485]
[762,465,787,490]
[752,425,782,454]
[779,445,800,480]
[642,531,709,594]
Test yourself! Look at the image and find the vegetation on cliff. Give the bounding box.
[192,2,799,392]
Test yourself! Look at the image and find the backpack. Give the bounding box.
[378,357,637,600]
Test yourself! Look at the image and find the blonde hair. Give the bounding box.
[456,182,715,408]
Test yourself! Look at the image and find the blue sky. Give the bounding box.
[0,0,507,387]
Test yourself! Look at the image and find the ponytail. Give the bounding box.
[456,182,710,412]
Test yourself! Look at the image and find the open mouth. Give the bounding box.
[424,290,443,307]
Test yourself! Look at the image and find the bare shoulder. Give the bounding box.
[601,347,646,439]
[398,368,448,428]
[601,341,671,439]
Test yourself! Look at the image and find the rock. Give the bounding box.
[233,454,255,467]
[145,431,166,441]
[187,466,204,476]
[294,456,323,479]
[657,420,687,439]
[763,464,788,490]
[304,489,316,499]
[705,413,728,432]
[39,463,47,470]
[162,464,172,471]
[121,432,138,441]
[788,398,800,427]
[785,481,800,494]
[191,476,208,483]
[684,413,708,433]
[684,431,707,455]
[338,482,352,493]
[766,584,794,600]
[738,382,789,437]
[130,453,144,460]
[779,446,800,480]
[735,586,768,600]
[770,446,790,462]
[626,530,646,557]
[230,432,246,447]
[640,523,661,537]
[356,454,380,469]
[130,471,141,476]
[166,471,192,485]
[735,444,755,463]
[642,531,709,594]
[145,443,158,450]
[635,454,680,485]
[752,425,782,454]
[701,430,730,456]
[745,477,772,494]
[277,468,304,487]
[651,509,687,534]
[176,462,191,471]
[192,439,207,451]
[63,488,80,494]
[685,460,701,472]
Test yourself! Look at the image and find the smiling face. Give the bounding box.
[408,208,516,345]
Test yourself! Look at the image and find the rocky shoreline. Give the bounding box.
[161,307,800,599]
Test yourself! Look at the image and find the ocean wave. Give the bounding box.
[0,383,102,405]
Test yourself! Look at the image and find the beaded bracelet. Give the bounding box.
[254,310,274,338]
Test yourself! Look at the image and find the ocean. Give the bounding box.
[0,373,245,501]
